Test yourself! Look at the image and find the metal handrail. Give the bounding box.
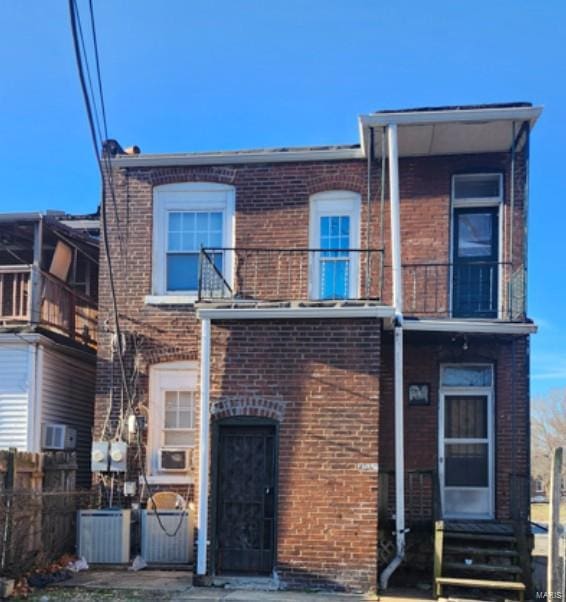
[198,247,233,301]
[198,247,385,302]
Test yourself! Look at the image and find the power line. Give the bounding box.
[73,0,104,149]
[68,0,187,537]
[88,0,108,141]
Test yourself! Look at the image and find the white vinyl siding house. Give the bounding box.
[0,344,30,450]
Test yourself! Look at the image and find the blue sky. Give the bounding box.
[1,1,564,397]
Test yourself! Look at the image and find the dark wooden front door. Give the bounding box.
[215,424,276,575]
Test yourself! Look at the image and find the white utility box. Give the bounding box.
[141,510,194,565]
[77,509,131,564]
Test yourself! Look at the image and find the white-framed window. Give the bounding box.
[152,183,235,298]
[308,191,361,300]
[534,478,544,494]
[147,361,198,479]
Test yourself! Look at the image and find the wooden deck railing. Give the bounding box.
[0,266,31,322]
[0,266,97,348]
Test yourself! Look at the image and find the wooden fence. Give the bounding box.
[0,449,94,578]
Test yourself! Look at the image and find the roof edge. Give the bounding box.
[111,145,364,168]
[360,104,543,128]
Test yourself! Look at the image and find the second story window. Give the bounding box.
[309,191,361,300]
[153,183,235,297]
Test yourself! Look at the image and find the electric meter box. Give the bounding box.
[91,441,109,472]
[110,441,128,472]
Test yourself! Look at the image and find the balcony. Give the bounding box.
[197,248,385,305]
[398,261,524,320]
[0,266,97,348]
[197,249,525,322]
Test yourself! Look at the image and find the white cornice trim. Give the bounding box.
[403,319,537,335]
[196,305,395,321]
[111,147,364,168]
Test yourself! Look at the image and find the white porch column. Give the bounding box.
[387,124,403,314]
[380,123,406,589]
[197,317,211,575]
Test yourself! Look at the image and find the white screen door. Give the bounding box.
[439,366,494,519]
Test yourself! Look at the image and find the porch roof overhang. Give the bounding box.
[358,103,542,158]
[402,318,537,335]
[196,304,396,321]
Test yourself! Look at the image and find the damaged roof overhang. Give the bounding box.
[358,103,543,158]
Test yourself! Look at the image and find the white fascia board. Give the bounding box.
[0,332,42,344]
[403,319,537,335]
[111,147,364,168]
[0,332,96,363]
[359,106,542,128]
[196,305,395,320]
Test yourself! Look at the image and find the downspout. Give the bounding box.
[509,121,516,320]
[523,122,530,319]
[197,318,211,576]
[366,127,374,298]
[380,123,406,589]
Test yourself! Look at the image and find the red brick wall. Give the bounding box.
[379,331,530,521]
[94,150,529,589]
[209,319,380,591]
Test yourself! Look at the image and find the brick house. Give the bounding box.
[95,102,541,592]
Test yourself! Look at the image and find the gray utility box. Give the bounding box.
[77,509,131,564]
[141,510,194,565]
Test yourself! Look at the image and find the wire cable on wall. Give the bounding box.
[68,0,187,537]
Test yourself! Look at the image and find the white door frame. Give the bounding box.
[308,191,361,300]
[449,174,504,319]
[439,375,495,520]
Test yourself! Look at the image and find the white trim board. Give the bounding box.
[196,305,395,320]
[308,191,362,300]
[359,106,542,128]
[403,319,536,335]
[113,147,364,168]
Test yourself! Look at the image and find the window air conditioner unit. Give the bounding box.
[42,423,77,450]
[159,449,189,472]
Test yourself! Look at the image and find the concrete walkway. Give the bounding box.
[28,570,433,602]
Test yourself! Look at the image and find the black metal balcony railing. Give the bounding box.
[198,250,525,320]
[399,261,523,320]
[198,247,385,303]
